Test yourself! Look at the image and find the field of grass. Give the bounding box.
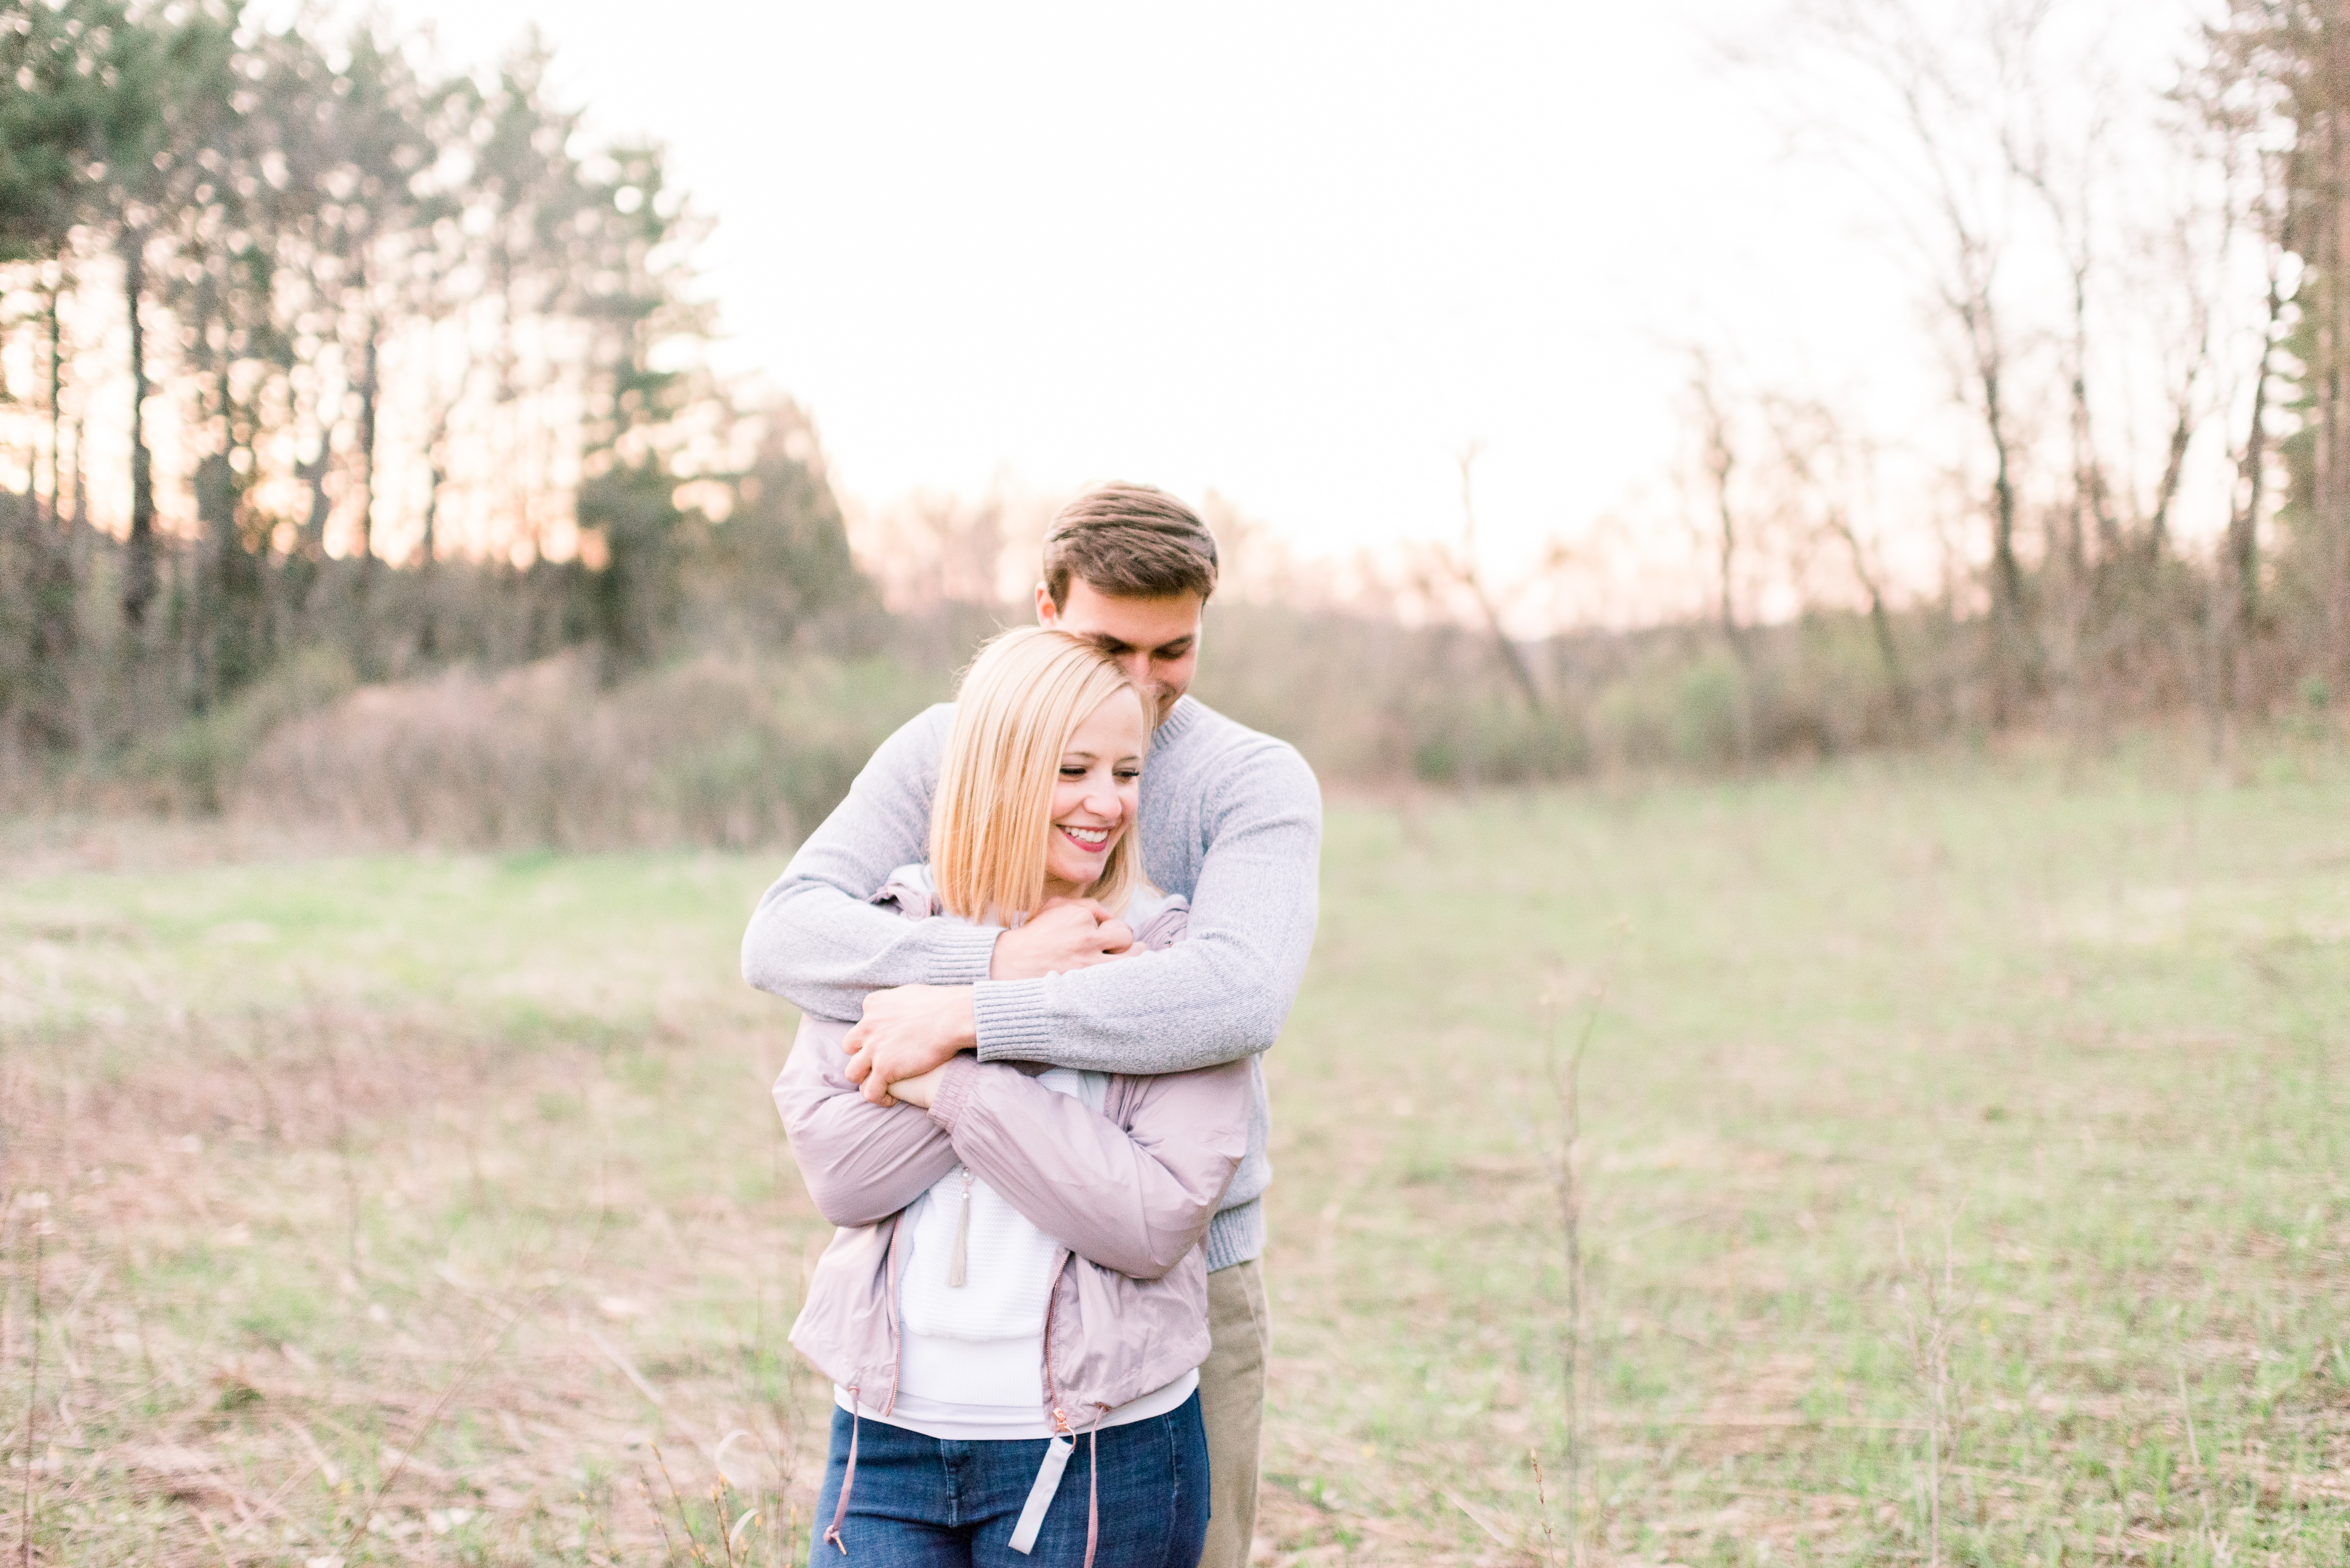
[2,740,2347,1565]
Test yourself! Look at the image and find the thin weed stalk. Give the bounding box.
[308,994,363,1270]
[584,1490,619,1566]
[1529,1445,1563,1568]
[2180,1363,2224,1560]
[711,1484,738,1568]
[337,1272,564,1554]
[19,1208,40,1568]
[1896,1202,1968,1568]
[641,1475,681,1566]
[651,1442,713,1564]
[1535,969,1609,1566]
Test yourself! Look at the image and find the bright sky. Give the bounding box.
[380,0,2198,590]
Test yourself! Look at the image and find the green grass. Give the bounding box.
[3,741,2348,1564]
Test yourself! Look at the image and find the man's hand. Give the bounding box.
[844,984,978,1106]
[989,898,1135,981]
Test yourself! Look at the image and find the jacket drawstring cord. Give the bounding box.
[825,1388,862,1554]
[1084,1406,1104,1568]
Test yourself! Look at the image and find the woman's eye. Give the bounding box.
[1059,767,1087,779]
[1115,769,1141,781]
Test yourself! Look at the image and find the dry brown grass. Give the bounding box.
[1,995,831,1564]
[6,742,2350,1563]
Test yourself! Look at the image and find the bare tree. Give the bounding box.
[2140,201,2225,569]
[2001,28,2118,575]
[1783,0,2052,714]
[1448,444,1546,712]
[2181,11,2298,661]
[1763,394,1917,722]
[1687,349,1753,666]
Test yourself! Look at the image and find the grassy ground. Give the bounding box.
[2,739,2347,1565]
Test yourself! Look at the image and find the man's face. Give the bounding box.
[1035,579,1205,725]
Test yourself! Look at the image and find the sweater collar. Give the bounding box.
[1153,696,1203,746]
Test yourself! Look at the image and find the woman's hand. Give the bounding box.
[885,1062,948,1110]
[988,898,1135,980]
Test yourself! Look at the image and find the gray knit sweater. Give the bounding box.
[741,695,1322,1272]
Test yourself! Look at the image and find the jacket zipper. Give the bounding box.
[880,1211,906,1413]
[1040,1245,1074,1432]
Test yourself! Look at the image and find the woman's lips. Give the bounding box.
[1057,823,1114,855]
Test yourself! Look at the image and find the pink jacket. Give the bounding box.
[777,887,1252,1430]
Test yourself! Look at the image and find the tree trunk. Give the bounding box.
[2146,398,2196,567]
[47,284,64,530]
[1980,360,2026,730]
[2063,278,2093,576]
[1828,510,1910,725]
[2320,101,2350,687]
[66,417,82,530]
[1691,362,1750,669]
[2227,240,2288,640]
[354,317,381,580]
[122,230,158,626]
[2148,236,2220,568]
[26,286,78,747]
[1454,448,1543,712]
[1708,423,1745,663]
[1984,361,2023,631]
[296,443,333,556]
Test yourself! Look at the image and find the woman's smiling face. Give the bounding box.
[1042,686,1148,899]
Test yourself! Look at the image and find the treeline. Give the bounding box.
[0,0,868,787]
[1218,0,2350,779]
[8,0,2350,840]
[1655,0,2350,744]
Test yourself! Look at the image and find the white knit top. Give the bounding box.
[837,866,1197,1441]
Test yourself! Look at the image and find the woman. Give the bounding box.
[776,627,1250,1566]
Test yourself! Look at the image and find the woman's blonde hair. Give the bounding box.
[930,627,1149,923]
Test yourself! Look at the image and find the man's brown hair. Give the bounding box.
[1041,483,1219,608]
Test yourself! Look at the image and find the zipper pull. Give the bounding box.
[947,1167,973,1288]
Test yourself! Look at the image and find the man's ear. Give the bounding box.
[1034,582,1057,626]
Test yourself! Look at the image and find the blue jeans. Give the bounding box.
[808,1394,1211,1566]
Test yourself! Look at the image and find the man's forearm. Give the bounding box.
[739,705,976,1021]
[743,882,995,1022]
[974,929,1310,1073]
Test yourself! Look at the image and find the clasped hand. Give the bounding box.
[842,897,1135,1106]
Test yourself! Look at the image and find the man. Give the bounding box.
[742,482,1321,1568]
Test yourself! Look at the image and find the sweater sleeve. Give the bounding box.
[926,1056,1251,1280]
[739,705,1000,1022]
[972,733,1321,1074]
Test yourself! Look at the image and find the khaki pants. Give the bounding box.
[1197,1258,1271,1568]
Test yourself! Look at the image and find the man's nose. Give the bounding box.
[1114,652,1152,686]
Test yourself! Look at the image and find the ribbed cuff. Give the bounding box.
[1203,1199,1263,1272]
[925,924,1001,987]
[971,977,1051,1061]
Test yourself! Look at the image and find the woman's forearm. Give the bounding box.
[775,1014,959,1225]
[925,1057,1251,1279]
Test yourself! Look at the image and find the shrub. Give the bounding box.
[234,651,940,850]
